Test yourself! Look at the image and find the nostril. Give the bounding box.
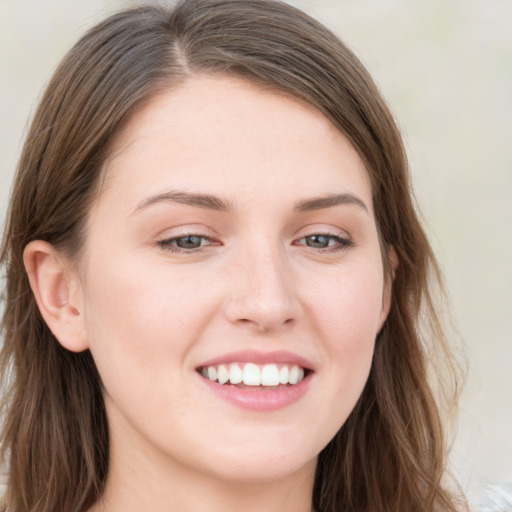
[223,291,302,332]
[238,318,253,326]
[233,316,296,332]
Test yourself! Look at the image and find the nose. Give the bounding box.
[223,244,303,333]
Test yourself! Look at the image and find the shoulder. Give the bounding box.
[473,483,512,512]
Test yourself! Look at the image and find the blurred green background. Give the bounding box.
[1,0,511,497]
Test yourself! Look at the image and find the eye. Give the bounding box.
[295,233,354,252]
[157,234,215,252]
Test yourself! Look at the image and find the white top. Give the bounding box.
[474,483,512,512]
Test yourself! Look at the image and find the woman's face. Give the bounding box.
[75,76,391,483]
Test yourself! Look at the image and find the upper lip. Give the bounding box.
[197,350,315,371]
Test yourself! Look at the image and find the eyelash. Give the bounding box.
[157,234,218,253]
[294,232,354,253]
[157,232,354,254]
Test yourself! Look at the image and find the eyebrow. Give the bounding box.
[133,190,233,214]
[293,193,368,213]
[132,190,368,215]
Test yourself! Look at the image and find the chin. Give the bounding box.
[205,452,318,485]
[187,428,321,485]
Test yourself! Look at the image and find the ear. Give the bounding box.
[23,240,89,352]
[378,245,398,331]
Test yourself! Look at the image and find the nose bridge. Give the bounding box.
[247,242,290,300]
[224,236,301,331]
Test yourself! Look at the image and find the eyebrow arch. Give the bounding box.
[132,190,367,216]
[132,190,233,214]
[294,193,368,213]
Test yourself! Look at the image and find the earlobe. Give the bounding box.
[23,240,89,352]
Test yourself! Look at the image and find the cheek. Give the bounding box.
[303,261,383,413]
[80,254,215,391]
[305,258,385,344]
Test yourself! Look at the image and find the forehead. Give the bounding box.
[100,75,372,213]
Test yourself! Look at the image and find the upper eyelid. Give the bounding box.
[156,224,218,239]
[160,232,213,240]
[296,233,348,241]
[156,234,218,254]
[156,227,352,241]
[294,234,354,248]
[158,233,218,245]
[295,227,352,240]
[157,232,352,252]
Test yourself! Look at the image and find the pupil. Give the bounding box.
[307,235,329,248]
[177,235,202,248]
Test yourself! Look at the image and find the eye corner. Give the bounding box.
[292,231,355,253]
[156,233,222,254]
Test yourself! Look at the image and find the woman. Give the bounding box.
[0,1,465,511]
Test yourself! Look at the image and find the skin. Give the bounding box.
[25,76,393,512]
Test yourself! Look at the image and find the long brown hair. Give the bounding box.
[1,1,464,511]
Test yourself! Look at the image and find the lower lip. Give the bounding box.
[199,373,312,411]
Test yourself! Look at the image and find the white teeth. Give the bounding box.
[288,365,300,385]
[261,364,280,386]
[229,363,243,384]
[217,364,229,385]
[279,366,289,384]
[207,366,217,382]
[202,362,307,387]
[242,363,261,386]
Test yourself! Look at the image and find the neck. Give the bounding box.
[92,453,316,512]
[89,406,316,512]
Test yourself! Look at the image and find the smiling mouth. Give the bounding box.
[197,363,309,388]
